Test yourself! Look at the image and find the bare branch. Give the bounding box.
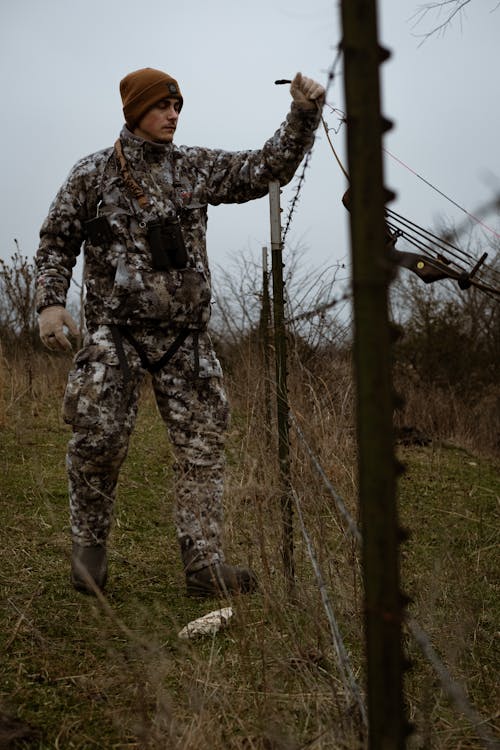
[411,0,472,44]
[211,245,351,351]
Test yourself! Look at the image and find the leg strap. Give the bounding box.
[110,325,193,378]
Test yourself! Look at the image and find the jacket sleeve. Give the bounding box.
[35,161,90,313]
[202,103,321,206]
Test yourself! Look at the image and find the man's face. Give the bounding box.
[134,98,181,143]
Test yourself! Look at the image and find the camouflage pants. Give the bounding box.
[62,325,230,571]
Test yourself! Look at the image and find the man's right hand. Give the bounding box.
[39,305,79,351]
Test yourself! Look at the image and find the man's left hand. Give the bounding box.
[290,72,325,111]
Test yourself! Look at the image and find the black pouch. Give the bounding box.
[84,216,114,246]
[147,217,188,271]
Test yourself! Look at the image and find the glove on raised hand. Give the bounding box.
[290,72,325,111]
[39,305,79,352]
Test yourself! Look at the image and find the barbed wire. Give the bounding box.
[285,289,352,325]
[290,413,361,545]
[281,149,315,246]
[292,487,368,728]
[281,44,344,246]
[323,44,345,102]
[406,617,500,750]
[288,410,498,750]
[273,39,497,747]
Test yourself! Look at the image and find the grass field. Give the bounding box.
[0,354,499,749]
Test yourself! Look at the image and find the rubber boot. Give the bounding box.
[186,562,258,598]
[71,542,108,595]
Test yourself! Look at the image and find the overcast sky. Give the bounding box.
[1,0,498,295]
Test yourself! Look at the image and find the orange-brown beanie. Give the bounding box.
[120,67,183,129]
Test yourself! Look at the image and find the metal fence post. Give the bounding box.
[340,1,409,747]
[259,246,273,447]
[269,181,295,595]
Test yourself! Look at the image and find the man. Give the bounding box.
[35,67,325,597]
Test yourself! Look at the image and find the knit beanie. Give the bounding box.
[120,68,183,129]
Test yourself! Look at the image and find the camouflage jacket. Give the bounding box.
[35,103,320,330]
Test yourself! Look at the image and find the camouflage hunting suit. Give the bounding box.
[35,103,320,569]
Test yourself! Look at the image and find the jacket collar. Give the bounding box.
[119,124,175,160]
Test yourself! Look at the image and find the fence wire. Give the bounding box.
[288,411,499,750]
[267,37,498,749]
[290,413,361,545]
[407,617,500,750]
[292,487,368,729]
[281,45,344,246]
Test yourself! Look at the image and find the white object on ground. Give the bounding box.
[178,607,233,640]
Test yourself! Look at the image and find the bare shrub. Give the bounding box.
[391,273,499,391]
[211,244,351,353]
[0,242,38,351]
[391,265,500,453]
[213,241,499,455]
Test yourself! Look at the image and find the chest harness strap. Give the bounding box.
[109,141,200,382]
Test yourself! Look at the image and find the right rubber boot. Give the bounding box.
[186,563,258,598]
[71,543,108,595]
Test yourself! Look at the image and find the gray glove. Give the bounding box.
[290,72,325,111]
[38,305,79,352]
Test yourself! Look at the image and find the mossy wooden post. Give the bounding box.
[259,246,273,447]
[269,181,295,595]
[340,1,407,747]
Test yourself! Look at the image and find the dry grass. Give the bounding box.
[0,346,498,749]
[394,368,500,457]
[0,345,70,428]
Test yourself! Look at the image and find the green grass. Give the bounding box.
[1,381,498,749]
